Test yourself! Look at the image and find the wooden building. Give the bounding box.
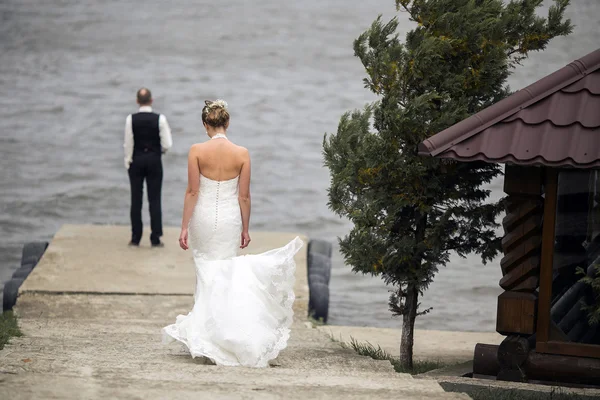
[419,48,600,385]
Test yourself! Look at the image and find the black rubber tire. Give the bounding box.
[308,239,332,259]
[308,252,331,285]
[21,242,48,266]
[308,273,328,286]
[308,281,329,323]
[12,263,35,279]
[3,278,24,311]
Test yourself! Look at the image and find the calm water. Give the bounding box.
[1,0,598,331]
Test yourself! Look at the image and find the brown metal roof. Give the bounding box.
[419,48,600,168]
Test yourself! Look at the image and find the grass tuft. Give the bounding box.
[0,310,23,350]
[337,336,444,375]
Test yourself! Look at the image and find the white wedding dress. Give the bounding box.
[162,134,303,368]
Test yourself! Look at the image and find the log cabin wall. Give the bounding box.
[495,165,544,381]
[473,167,600,384]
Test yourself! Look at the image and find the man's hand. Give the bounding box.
[179,228,189,250]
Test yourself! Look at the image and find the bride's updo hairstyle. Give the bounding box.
[202,99,230,128]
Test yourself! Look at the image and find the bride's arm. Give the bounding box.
[179,145,200,250]
[238,148,251,248]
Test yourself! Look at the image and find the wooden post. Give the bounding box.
[486,165,544,382]
[536,168,558,348]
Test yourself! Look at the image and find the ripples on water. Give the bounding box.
[1,0,598,331]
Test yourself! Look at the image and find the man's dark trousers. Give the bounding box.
[128,152,163,245]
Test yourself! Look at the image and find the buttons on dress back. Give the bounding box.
[214,181,220,231]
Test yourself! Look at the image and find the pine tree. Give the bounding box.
[323,0,572,370]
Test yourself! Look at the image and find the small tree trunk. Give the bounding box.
[399,282,418,370]
[399,212,427,370]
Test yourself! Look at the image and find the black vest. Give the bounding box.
[132,112,161,156]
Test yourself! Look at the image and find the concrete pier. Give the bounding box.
[0,225,470,399]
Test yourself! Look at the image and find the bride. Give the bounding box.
[162,100,303,368]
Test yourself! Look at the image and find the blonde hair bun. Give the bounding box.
[202,99,230,128]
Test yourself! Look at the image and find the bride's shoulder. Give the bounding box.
[234,144,250,156]
[188,143,205,155]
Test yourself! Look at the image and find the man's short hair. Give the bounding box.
[137,88,152,105]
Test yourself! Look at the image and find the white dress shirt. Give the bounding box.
[124,106,173,169]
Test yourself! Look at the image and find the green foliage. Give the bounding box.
[340,336,444,374]
[323,0,572,363]
[0,311,23,350]
[577,263,600,326]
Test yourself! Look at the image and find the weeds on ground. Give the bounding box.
[0,310,23,350]
[328,333,444,375]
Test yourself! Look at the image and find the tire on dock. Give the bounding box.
[307,239,332,323]
[11,263,35,279]
[21,242,49,266]
[308,282,329,324]
[3,278,25,311]
[308,239,332,259]
[2,241,49,312]
[308,252,331,285]
[308,273,327,286]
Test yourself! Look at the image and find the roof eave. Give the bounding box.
[417,141,434,156]
[420,49,600,158]
[437,151,600,169]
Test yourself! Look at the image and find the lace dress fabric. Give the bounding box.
[162,172,303,368]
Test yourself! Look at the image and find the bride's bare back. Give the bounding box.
[193,137,248,182]
[188,135,251,201]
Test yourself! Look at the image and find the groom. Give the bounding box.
[124,88,173,247]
